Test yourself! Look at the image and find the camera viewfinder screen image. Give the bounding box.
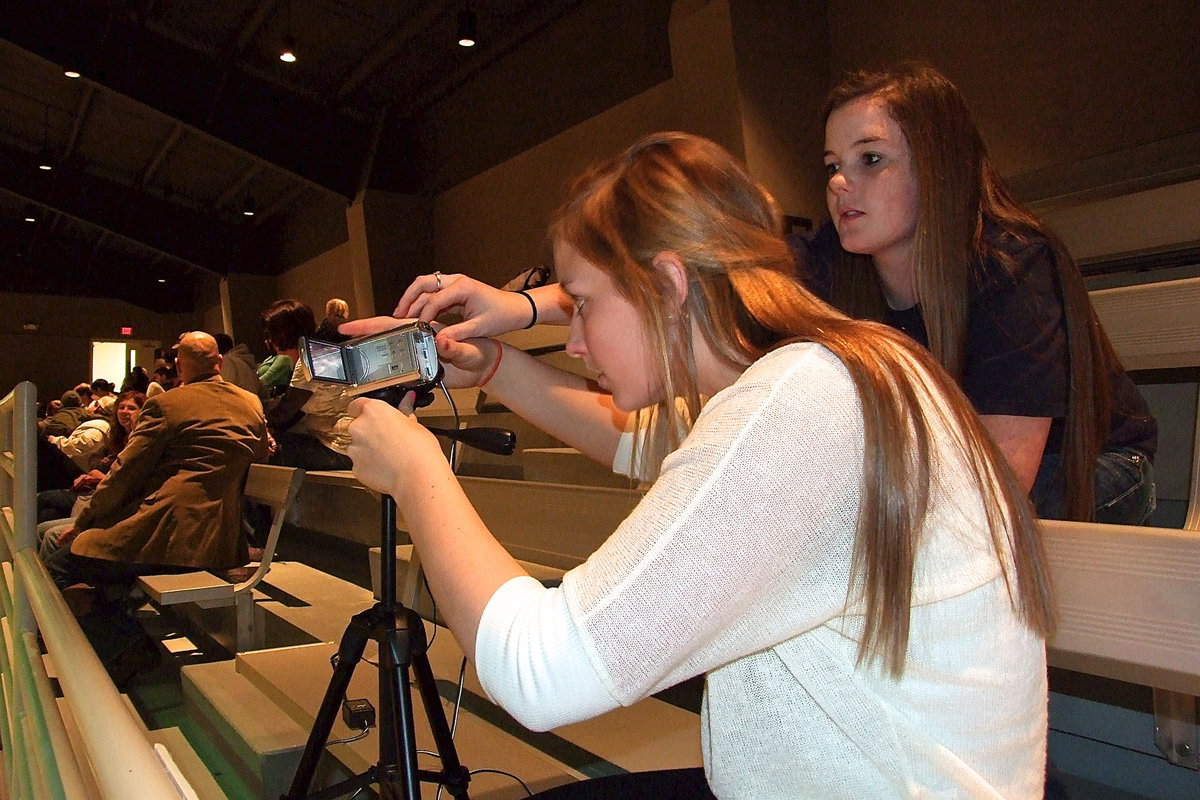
[306,340,349,382]
[352,335,418,384]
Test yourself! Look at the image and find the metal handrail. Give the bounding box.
[1,381,193,799]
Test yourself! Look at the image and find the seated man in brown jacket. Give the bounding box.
[44,332,268,681]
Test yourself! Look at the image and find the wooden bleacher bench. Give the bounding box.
[1048,275,1200,769]
[137,464,305,651]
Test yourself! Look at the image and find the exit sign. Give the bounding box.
[120,327,133,336]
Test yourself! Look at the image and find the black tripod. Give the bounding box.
[282,389,515,800]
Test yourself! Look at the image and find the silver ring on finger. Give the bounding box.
[434,271,443,292]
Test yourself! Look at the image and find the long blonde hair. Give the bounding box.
[550,132,1054,674]
[823,61,1119,521]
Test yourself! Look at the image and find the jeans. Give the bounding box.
[1032,447,1156,524]
[37,489,79,523]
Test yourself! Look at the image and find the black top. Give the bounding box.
[788,221,1157,462]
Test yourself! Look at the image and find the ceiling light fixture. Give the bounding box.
[23,203,38,223]
[38,104,54,170]
[457,8,477,47]
[242,196,257,217]
[280,0,297,63]
[280,35,297,63]
[63,68,81,79]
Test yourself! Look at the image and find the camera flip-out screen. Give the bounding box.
[306,339,349,382]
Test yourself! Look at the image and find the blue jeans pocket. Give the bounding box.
[1093,448,1156,525]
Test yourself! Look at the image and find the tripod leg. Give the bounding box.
[408,610,471,799]
[281,609,374,799]
[376,609,422,800]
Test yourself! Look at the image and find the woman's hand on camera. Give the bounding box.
[394,273,530,342]
[435,337,503,388]
[345,392,440,499]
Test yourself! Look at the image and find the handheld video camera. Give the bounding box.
[297,321,440,398]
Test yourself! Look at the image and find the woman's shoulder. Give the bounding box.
[971,221,1060,302]
[733,342,860,407]
[979,221,1055,275]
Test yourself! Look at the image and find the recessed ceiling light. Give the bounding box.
[457,9,477,47]
[280,35,297,63]
[63,69,81,79]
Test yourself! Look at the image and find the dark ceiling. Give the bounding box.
[0,0,592,312]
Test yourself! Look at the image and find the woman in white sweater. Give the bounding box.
[343,132,1053,799]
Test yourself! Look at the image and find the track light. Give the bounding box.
[280,35,297,63]
[242,196,257,217]
[457,9,477,47]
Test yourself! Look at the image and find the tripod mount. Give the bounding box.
[282,383,515,800]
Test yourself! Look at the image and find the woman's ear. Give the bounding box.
[651,251,689,309]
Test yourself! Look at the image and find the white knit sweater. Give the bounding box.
[476,342,1047,799]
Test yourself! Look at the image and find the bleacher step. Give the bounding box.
[235,640,583,798]
[181,658,343,800]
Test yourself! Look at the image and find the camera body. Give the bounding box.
[297,321,440,397]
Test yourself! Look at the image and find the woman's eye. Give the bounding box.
[823,161,839,177]
[862,152,882,167]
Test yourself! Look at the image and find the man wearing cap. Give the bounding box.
[44,332,268,679]
[41,390,92,438]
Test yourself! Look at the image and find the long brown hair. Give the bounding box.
[822,61,1118,521]
[550,132,1053,675]
[107,390,146,455]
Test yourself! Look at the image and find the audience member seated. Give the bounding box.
[41,390,91,437]
[146,365,177,398]
[37,390,146,527]
[314,297,350,340]
[43,332,268,684]
[37,390,96,492]
[261,298,354,470]
[88,378,117,414]
[72,383,95,410]
[120,366,151,394]
[214,332,265,400]
[257,302,300,395]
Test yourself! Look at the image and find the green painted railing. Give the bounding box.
[1,381,194,799]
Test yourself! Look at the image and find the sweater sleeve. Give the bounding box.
[475,577,617,731]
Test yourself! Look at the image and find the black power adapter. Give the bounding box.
[342,698,376,730]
